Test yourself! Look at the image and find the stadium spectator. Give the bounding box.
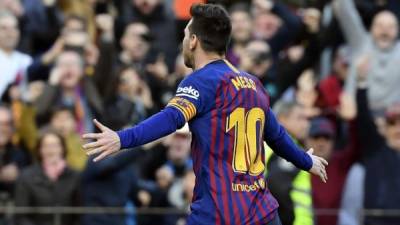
[339,85,400,225]
[34,50,103,133]
[273,101,309,143]
[118,21,169,110]
[334,0,400,114]
[273,7,324,105]
[136,165,175,225]
[164,126,192,179]
[81,149,142,225]
[0,105,30,202]
[0,10,32,98]
[266,101,311,225]
[50,107,87,171]
[56,0,97,42]
[317,46,351,114]
[305,114,358,225]
[251,0,302,57]
[15,131,80,225]
[13,80,45,152]
[168,169,194,211]
[168,170,195,224]
[116,0,178,69]
[27,13,113,87]
[20,0,63,55]
[129,125,191,225]
[227,3,253,66]
[102,66,153,130]
[240,40,273,93]
[118,22,152,70]
[13,79,87,171]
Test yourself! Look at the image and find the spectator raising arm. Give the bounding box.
[355,88,385,159]
[333,0,369,52]
[92,14,117,98]
[268,1,303,56]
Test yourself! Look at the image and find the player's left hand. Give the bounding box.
[82,119,121,162]
[307,148,329,183]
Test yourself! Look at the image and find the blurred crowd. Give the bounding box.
[0,0,399,225]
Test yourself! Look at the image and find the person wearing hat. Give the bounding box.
[339,87,400,225]
[305,117,359,225]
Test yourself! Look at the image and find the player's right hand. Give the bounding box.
[82,119,121,162]
[307,148,329,183]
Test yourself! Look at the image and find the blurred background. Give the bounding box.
[0,0,399,224]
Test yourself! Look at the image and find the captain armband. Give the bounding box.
[167,97,197,121]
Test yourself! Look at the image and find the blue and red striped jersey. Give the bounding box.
[167,59,280,225]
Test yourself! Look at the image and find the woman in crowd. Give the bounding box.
[15,131,80,225]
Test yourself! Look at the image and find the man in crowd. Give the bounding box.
[334,0,400,114]
[339,78,400,225]
[266,101,312,225]
[0,105,30,202]
[0,10,32,98]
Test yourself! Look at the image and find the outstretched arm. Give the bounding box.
[82,67,209,162]
[264,109,328,182]
[82,106,186,162]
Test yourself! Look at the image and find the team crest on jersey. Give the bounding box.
[167,97,197,121]
[176,86,200,100]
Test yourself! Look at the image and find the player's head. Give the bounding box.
[182,4,232,68]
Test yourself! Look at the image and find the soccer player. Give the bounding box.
[82,4,328,225]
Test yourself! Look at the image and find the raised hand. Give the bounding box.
[82,119,121,162]
[49,67,65,86]
[96,14,114,34]
[338,92,357,120]
[355,54,370,82]
[307,148,329,183]
[302,8,321,33]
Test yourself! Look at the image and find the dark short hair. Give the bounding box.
[189,4,232,55]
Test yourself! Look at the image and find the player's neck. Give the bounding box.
[193,52,225,71]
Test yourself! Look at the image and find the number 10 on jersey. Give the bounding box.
[226,107,265,176]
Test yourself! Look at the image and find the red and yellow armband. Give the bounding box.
[167,97,197,121]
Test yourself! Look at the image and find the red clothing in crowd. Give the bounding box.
[311,124,359,225]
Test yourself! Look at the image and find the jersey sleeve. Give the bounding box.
[264,108,313,171]
[166,74,206,121]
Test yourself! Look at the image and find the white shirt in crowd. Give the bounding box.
[0,49,32,97]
